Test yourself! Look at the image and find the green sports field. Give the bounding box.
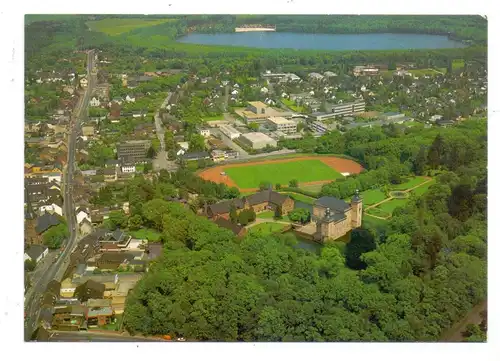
[224,159,342,189]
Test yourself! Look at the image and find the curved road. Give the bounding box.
[24,49,96,341]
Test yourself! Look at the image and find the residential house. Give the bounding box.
[74,280,106,302]
[85,299,114,327]
[207,189,294,220]
[89,97,101,107]
[78,218,94,235]
[24,244,49,263]
[82,125,95,137]
[121,164,136,173]
[80,77,88,88]
[38,198,63,217]
[181,152,211,161]
[125,95,136,103]
[35,213,61,234]
[52,305,87,331]
[103,168,117,183]
[95,252,135,271]
[198,127,211,138]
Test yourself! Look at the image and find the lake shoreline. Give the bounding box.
[177,32,467,51]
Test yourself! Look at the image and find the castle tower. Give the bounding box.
[350,190,362,229]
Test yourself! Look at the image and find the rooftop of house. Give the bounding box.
[87,306,113,318]
[25,244,48,260]
[35,212,61,234]
[214,217,245,235]
[181,151,210,160]
[208,189,290,215]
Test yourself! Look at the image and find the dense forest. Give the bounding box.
[122,119,486,341]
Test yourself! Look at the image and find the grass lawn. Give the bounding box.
[135,164,145,173]
[257,211,290,222]
[366,207,392,218]
[87,18,174,36]
[280,192,317,205]
[360,189,387,206]
[363,213,388,227]
[410,178,437,196]
[129,228,162,241]
[452,59,465,70]
[281,98,307,113]
[224,159,342,189]
[390,176,429,191]
[377,198,409,215]
[249,222,288,235]
[202,115,224,121]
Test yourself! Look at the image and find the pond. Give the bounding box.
[283,231,323,254]
[177,32,466,51]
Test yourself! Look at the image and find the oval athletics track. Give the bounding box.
[197,156,364,192]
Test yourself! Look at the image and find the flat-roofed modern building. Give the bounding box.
[239,132,278,149]
[267,116,297,133]
[309,112,337,122]
[309,121,337,134]
[117,140,151,163]
[219,124,242,140]
[331,101,366,117]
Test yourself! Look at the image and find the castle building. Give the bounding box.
[313,191,362,242]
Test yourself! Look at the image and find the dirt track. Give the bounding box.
[197,156,364,192]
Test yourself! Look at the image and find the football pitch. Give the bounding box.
[224,159,342,189]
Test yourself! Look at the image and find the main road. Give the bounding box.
[24,49,96,341]
[48,330,167,342]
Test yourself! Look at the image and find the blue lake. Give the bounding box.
[177,32,466,51]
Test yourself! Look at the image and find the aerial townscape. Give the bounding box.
[23,14,487,343]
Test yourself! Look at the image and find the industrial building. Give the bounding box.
[239,132,278,150]
[267,116,297,133]
[235,101,293,123]
[219,124,242,140]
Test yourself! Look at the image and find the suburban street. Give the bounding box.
[24,49,96,341]
[153,92,178,172]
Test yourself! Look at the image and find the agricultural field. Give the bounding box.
[87,18,174,36]
[248,222,288,235]
[224,159,342,189]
